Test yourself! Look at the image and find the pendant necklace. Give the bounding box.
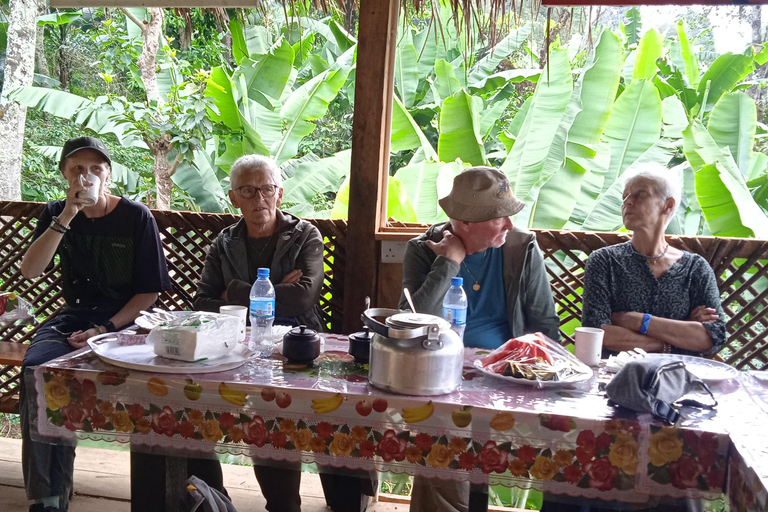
[462,250,488,291]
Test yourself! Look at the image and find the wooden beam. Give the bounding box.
[342,0,399,333]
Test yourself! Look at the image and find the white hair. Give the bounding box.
[623,163,682,226]
[230,155,283,190]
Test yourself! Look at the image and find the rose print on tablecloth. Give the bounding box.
[647,426,726,491]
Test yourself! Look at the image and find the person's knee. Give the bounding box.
[23,340,71,368]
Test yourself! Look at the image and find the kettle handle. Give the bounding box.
[361,308,440,341]
[361,308,401,338]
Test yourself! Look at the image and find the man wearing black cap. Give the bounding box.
[399,166,560,512]
[18,136,172,511]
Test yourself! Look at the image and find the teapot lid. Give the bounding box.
[285,325,319,339]
[385,313,450,331]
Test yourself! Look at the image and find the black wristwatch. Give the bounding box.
[105,321,117,332]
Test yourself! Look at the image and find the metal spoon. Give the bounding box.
[403,288,417,313]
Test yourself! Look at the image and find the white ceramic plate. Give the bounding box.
[642,354,740,382]
[87,333,252,374]
[473,359,593,388]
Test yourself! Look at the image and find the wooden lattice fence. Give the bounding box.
[2,201,768,409]
[536,230,768,370]
[0,201,348,407]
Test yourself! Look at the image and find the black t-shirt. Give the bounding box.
[32,198,172,313]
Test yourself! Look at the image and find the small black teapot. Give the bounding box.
[348,326,373,364]
[282,325,321,363]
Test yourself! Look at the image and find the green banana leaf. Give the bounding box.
[329,19,356,53]
[205,67,242,129]
[468,69,541,97]
[395,160,467,223]
[172,149,227,213]
[412,24,439,78]
[236,39,295,110]
[682,120,742,181]
[706,92,756,178]
[479,98,511,140]
[438,90,486,166]
[394,161,445,223]
[282,150,351,216]
[433,59,461,104]
[230,18,250,64]
[695,163,768,238]
[632,29,663,80]
[622,7,642,46]
[500,48,572,195]
[568,30,623,147]
[602,79,662,191]
[531,31,622,229]
[697,53,754,113]
[467,25,532,87]
[395,28,420,108]
[621,50,636,84]
[661,96,689,139]
[331,175,417,222]
[674,20,700,89]
[273,45,356,165]
[391,95,437,159]
[682,166,704,236]
[7,86,142,148]
[749,153,768,181]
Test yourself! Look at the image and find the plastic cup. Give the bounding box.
[219,305,247,342]
[77,174,101,207]
[574,327,604,367]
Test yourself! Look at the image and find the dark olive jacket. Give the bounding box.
[194,210,324,331]
[399,222,560,342]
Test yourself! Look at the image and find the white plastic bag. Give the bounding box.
[148,312,240,362]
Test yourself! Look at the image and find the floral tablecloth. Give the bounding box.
[34,334,745,503]
[727,372,768,512]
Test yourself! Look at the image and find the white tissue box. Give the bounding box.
[149,312,239,361]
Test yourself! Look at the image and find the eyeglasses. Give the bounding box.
[234,184,279,199]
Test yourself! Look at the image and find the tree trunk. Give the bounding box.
[34,0,48,76]
[150,135,175,210]
[135,7,164,102]
[0,0,37,200]
[58,25,72,89]
[177,8,192,51]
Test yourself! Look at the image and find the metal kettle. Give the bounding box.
[362,308,464,396]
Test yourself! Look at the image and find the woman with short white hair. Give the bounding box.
[581,164,726,356]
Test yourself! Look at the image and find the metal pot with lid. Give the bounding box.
[363,308,464,395]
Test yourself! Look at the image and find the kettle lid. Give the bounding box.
[386,313,450,331]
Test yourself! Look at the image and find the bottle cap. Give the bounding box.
[451,277,463,286]
[257,268,270,278]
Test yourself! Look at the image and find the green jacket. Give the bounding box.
[399,222,560,341]
[194,210,325,331]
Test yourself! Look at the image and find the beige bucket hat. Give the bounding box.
[439,166,525,222]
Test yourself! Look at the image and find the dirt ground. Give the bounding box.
[0,414,21,439]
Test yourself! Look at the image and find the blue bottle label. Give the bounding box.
[250,299,275,318]
[443,306,467,326]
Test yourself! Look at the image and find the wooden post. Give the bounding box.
[342,0,399,333]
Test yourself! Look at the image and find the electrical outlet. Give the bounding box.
[381,240,407,263]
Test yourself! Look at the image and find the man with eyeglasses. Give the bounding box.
[194,154,375,512]
[194,154,325,330]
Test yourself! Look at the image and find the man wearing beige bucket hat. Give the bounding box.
[399,166,559,512]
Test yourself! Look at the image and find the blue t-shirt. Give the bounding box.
[458,247,511,349]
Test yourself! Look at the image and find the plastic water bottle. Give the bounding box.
[249,268,275,356]
[442,277,467,339]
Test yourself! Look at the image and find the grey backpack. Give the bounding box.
[605,359,717,424]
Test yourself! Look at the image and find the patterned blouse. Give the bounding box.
[582,242,726,356]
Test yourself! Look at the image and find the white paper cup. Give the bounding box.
[219,305,247,342]
[77,174,101,207]
[574,327,604,367]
